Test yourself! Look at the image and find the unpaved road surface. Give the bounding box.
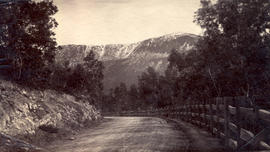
[48,117,189,152]
[47,117,224,152]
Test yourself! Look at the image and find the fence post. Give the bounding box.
[224,97,229,149]
[195,100,197,125]
[210,99,214,134]
[184,104,187,121]
[216,98,221,138]
[197,101,201,127]
[235,97,241,151]
[203,99,207,128]
[181,106,183,119]
[197,100,201,128]
[186,104,188,122]
[191,100,196,125]
[196,101,200,127]
[254,100,260,127]
[186,103,189,122]
[252,101,265,149]
[189,101,192,123]
[190,100,193,124]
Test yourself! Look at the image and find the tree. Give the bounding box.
[49,63,71,90]
[0,0,59,80]
[83,50,104,93]
[112,83,129,111]
[67,64,85,91]
[194,0,270,97]
[167,49,186,72]
[156,75,174,107]
[128,84,141,110]
[129,84,139,103]
[64,50,104,105]
[138,67,159,108]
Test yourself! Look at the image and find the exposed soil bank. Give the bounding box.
[0,80,101,152]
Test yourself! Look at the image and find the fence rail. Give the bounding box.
[0,58,11,69]
[104,96,270,151]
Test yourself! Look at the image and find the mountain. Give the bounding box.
[56,33,199,92]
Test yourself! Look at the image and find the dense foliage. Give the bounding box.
[102,83,138,112]
[194,0,270,97]
[50,51,104,105]
[0,0,58,80]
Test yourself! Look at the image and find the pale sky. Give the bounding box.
[53,0,202,45]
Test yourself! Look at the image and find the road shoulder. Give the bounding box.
[167,118,225,152]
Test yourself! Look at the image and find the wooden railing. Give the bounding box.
[105,96,270,151]
[0,58,11,70]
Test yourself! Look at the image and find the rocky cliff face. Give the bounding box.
[0,80,101,151]
[57,33,199,91]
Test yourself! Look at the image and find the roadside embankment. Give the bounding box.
[0,80,101,152]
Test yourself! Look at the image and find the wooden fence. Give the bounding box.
[105,96,270,151]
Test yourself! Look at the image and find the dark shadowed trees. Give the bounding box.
[138,67,159,107]
[65,51,104,104]
[0,0,58,81]
[111,83,129,111]
[128,84,141,109]
[194,0,270,97]
[82,50,104,96]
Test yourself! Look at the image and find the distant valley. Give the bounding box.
[56,33,199,91]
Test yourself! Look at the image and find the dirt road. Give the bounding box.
[48,117,190,152]
[47,117,225,152]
